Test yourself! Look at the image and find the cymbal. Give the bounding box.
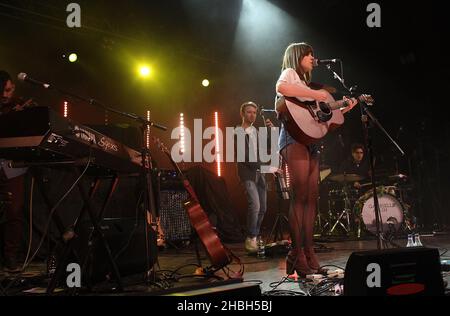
[328,174,364,183]
[319,164,331,171]
[320,168,332,182]
[388,174,408,180]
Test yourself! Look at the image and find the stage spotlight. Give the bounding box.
[214,111,222,177]
[139,65,152,78]
[202,79,210,87]
[68,53,78,63]
[233,0,300,67]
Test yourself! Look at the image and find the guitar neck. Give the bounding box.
[328,95,366,111]
[328,99,351,111]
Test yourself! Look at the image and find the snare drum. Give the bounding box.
[353,187,405,234]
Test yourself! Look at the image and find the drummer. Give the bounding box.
[339,143,370,189]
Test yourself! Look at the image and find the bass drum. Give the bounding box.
[353,187,405,235]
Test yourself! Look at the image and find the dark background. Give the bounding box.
[1,0,449,229]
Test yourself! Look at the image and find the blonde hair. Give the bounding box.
[240,101,258,115]
[281,42,314,84]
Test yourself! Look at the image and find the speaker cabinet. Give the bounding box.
[344,247,445,296]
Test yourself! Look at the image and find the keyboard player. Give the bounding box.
[0,70,29,273]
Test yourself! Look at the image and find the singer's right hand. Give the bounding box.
[314,90,328,102]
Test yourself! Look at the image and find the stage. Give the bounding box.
[2,233,449,296]
[1,0,450,302]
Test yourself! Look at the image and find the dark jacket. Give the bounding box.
[339,158,370,180]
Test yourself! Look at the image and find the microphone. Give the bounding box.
[17,73,51,89]
[313,58,341,66]
[150,122,168,131]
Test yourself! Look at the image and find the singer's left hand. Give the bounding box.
[265,119,274,128]
[341,96,358,114]
[344,96,358,111]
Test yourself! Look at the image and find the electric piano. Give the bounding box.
[0,107,142,174]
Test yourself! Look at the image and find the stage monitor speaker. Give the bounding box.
[76,217,157,283]
[344,247,445,296]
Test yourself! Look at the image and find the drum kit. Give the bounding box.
[317,171,414,239]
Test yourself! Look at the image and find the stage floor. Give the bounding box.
[2,234,450,296]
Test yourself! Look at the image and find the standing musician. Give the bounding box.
[0,70,30,273]
[236,101,274,253]
[275,43,358,277]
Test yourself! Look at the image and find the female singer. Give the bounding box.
[275,43,358,276]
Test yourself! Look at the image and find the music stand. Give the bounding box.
[315,161,332,236]
[257,109,289,243]
[268,170,290,243]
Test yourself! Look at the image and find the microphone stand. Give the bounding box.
[20,77,167,285]
[325,63,405,250]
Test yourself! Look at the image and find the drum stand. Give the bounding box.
[315,196,329,236]
[326,186,352,235]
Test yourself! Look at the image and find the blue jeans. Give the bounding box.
[244,173,267,238]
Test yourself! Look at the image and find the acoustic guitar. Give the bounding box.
[276,92,374,145]
[153,137,233,271]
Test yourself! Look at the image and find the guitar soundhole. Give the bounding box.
[317,102,332,123]
[319,102,331,114]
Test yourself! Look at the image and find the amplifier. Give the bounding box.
[158,169,192,241]
[159,169,184,190]
[159,190,192,241]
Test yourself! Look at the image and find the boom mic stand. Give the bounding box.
[18,74,167,286]
[324,63,405,250]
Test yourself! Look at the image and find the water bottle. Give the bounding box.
[406,234,415,247]
[414,234,423,247]
[257,236,265,259]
